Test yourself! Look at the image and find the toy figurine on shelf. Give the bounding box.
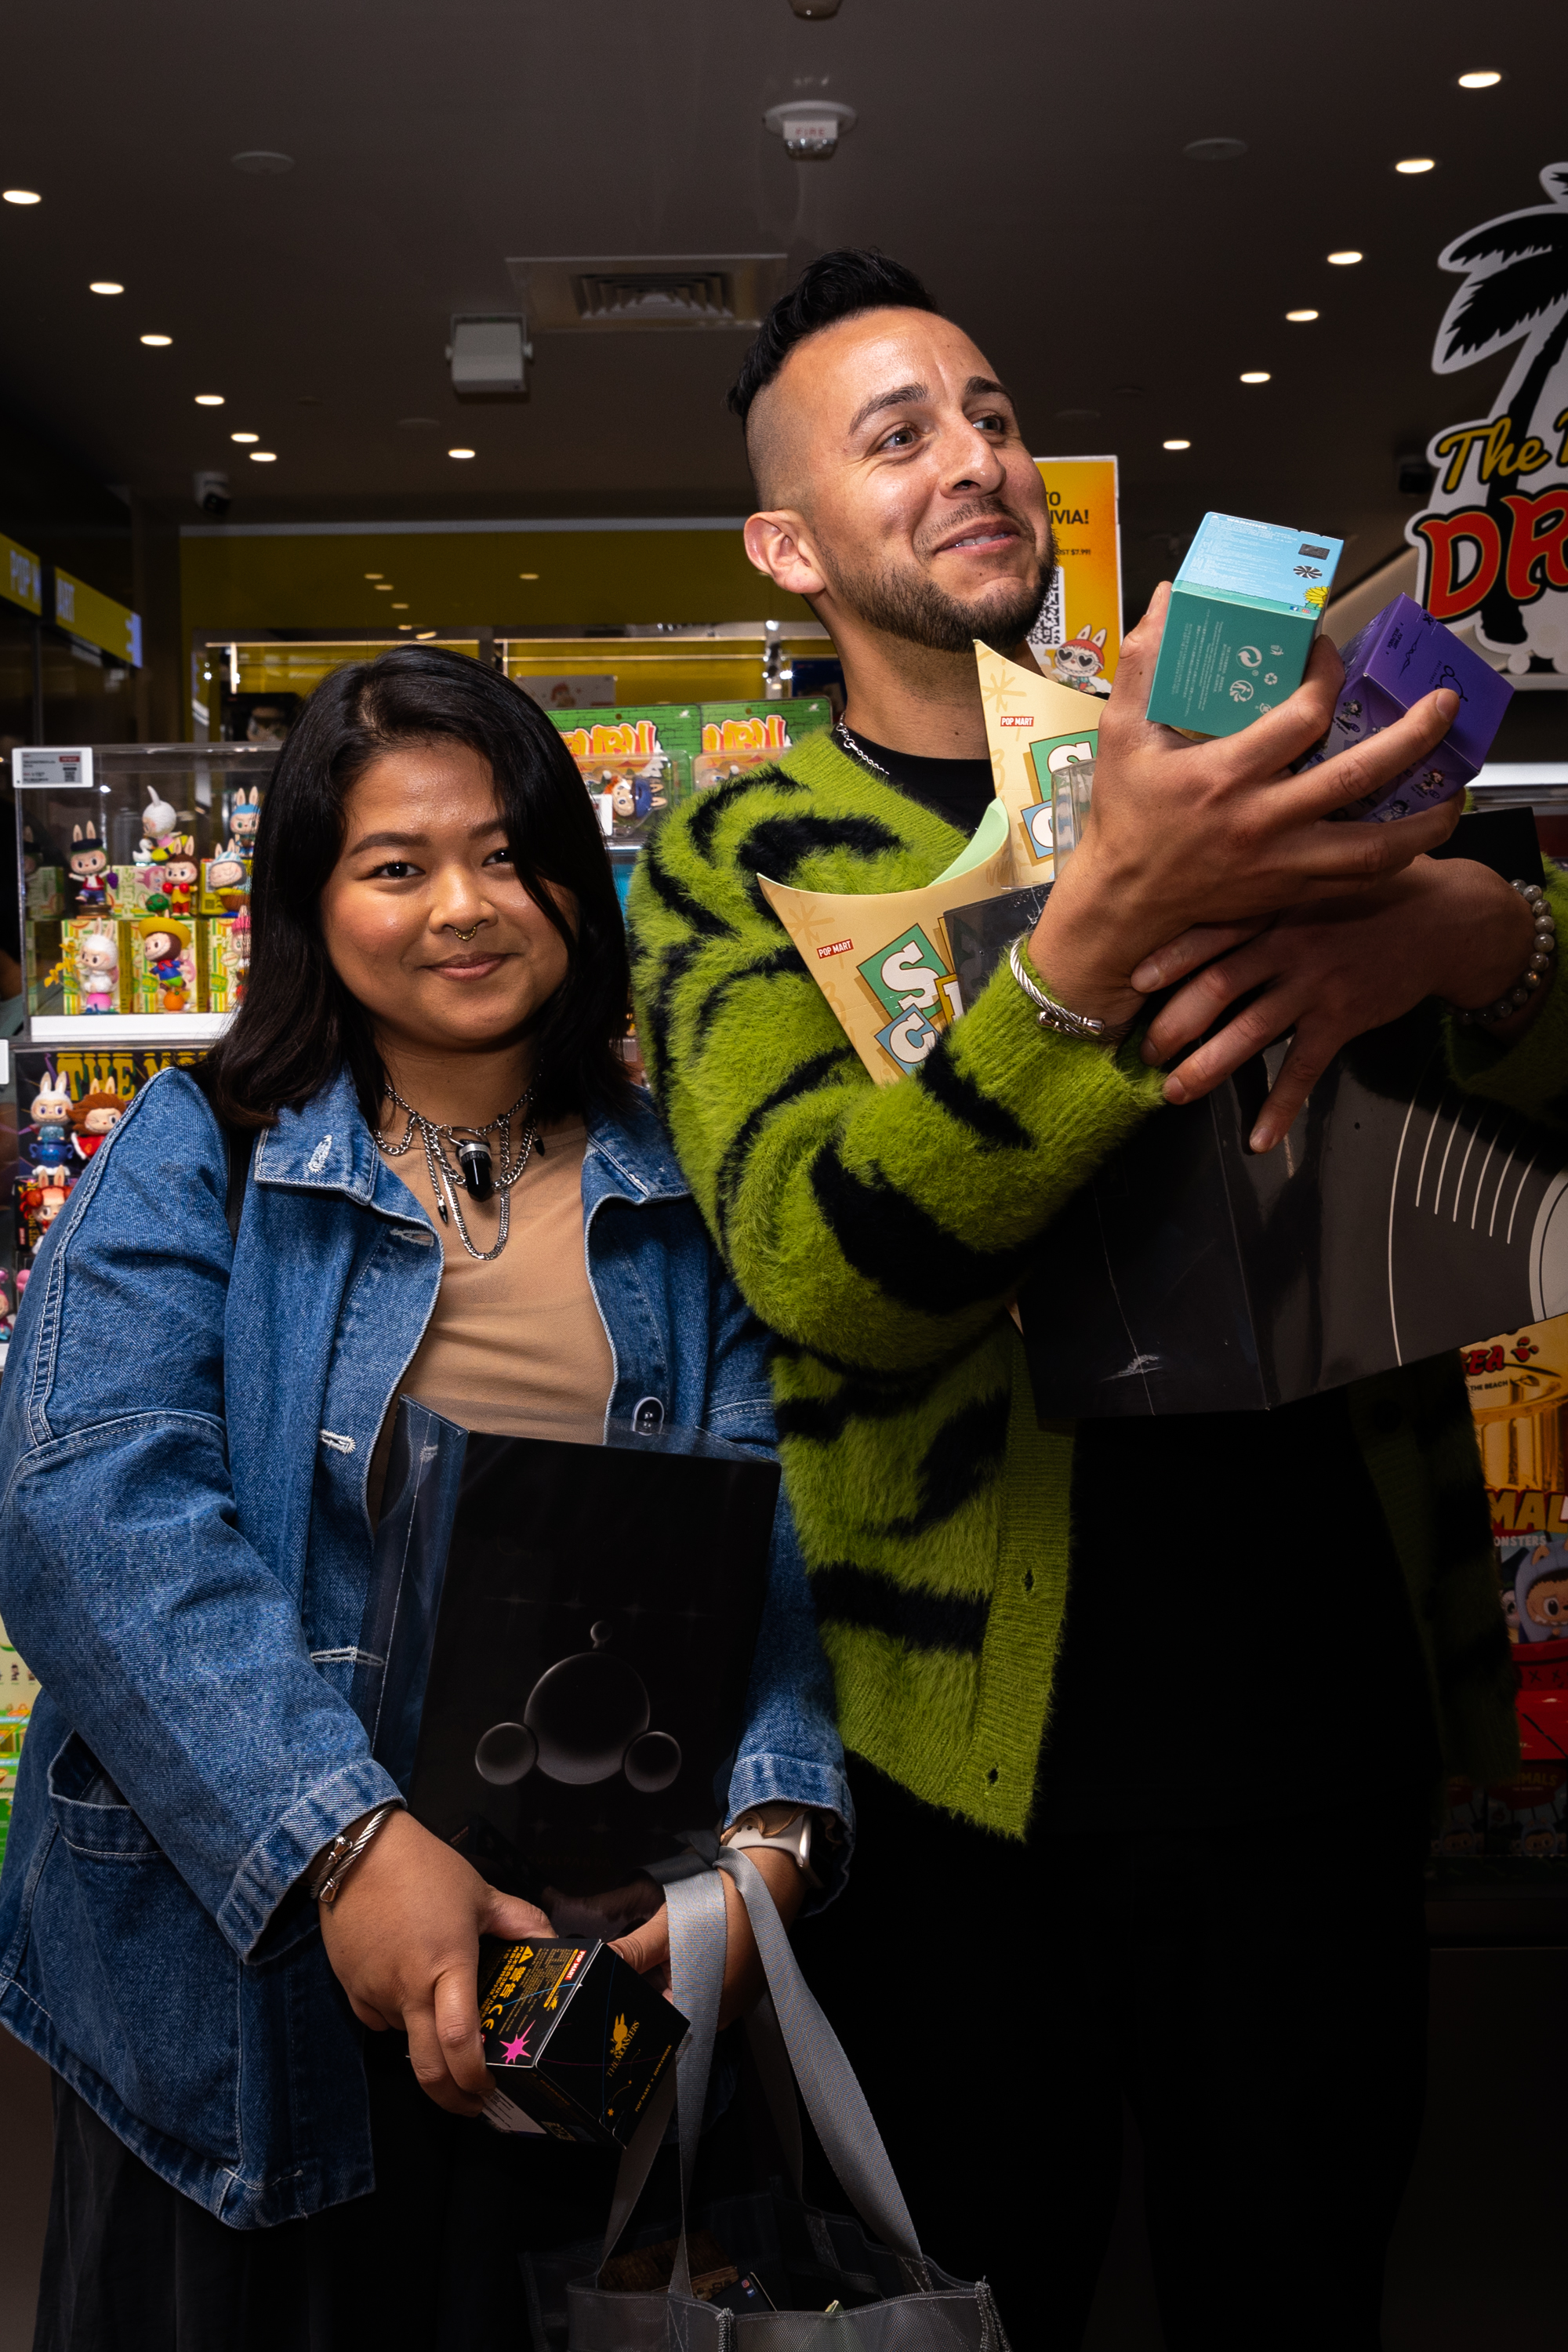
[76,928,119,1015]
[72,1085,125,1161]
[204,840,250,912]
[16,1171,74,1257]
[139,919,194,1011]
[160,835,198,918]
[27,1074,75,1171]
[136,794,179,859]
[227,906,250,1006]
[230,787,262,849]
[67,822,116,912]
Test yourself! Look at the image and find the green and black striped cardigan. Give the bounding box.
[629,725,1555,1831]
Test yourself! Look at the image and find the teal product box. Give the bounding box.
[1146,512,1344,739]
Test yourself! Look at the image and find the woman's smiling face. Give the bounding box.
[318,739,574,1059]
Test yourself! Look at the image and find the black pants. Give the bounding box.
[794,1761,1432,2352]
[32,2024,637,2352]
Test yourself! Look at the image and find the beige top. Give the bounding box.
[368,1116,615,1518]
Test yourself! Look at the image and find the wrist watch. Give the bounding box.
[720,1802,820,1886]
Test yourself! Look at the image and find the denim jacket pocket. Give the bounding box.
[37,1731,243,2166]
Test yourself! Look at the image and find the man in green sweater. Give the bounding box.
[627,251,1565,2347]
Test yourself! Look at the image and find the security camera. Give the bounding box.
[194,470,231,516]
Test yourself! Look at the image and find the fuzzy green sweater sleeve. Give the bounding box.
[627,731,1165,1375]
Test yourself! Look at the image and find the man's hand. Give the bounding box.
[318,1809,554,2116]
[1027,584,1464,1026]
[609,1847,805,2031]
[1134,858,1544,1152]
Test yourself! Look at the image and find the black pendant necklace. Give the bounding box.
[376,1081,539,1261]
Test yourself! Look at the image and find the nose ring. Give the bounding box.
[447,923,481,942]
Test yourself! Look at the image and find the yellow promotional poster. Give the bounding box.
[977,641,1102,884]
[1030,456,1123,694]
[1462,1316,1568,1766]
[758,803,1014,1083]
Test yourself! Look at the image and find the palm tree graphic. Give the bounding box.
[1424,162,1568,666]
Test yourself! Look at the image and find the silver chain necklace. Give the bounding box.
[833,719,893,782]
[376,1081,539,1262]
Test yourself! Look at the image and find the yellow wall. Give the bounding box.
[181,523,813,640]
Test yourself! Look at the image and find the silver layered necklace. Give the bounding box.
[376,1081,539,1261]
[833,719,892,781]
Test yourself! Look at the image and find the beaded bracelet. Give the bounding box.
[1455,881,1556,1026]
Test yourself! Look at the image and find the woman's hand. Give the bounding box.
[1025,585,1465,1025]
[318,1809,554,2116]
[609,1846,805,2030]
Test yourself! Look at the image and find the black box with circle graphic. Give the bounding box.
[355,1403,778,1894]
[477,1933,687,2149]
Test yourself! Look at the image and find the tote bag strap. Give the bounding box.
[595,1867,729,2285]
[716,1847,925,2270]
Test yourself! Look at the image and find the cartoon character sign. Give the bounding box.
[67,822,114,910]
[1515,1541,1568,1642]
[72,1084,125,1160]
[75,928,119,1014]
[1048,624,1112,697]
[1408,161,1568,681]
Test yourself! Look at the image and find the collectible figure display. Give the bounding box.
[12,742,277,1026]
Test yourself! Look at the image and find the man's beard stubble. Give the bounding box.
[822,504,1054,657]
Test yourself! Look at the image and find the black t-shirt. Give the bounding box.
[861,742,1439,1824]
[837,728,995,837]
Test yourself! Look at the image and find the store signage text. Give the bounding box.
[1407,162,1568,680]
[700,715,789,753]
[558,718,660,760]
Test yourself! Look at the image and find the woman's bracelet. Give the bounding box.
[1008,935,1134,1047]
[307,1801,401,1905]
[1454,881,1556,1026]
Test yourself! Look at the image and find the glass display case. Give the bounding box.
[13,740,278,1044]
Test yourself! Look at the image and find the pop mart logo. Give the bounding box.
[858,924,963,1074]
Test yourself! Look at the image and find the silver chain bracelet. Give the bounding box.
[1455,881,1556,1025]
[1008,935,1133,1046]
[307,1802,401,1905]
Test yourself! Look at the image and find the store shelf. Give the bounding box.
[29,1014,230,1044]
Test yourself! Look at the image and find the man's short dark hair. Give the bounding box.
[727,249,937,425]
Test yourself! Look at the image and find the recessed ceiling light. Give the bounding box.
[1327,250,1363,266]
[249,450,277,463]
[230,431,259,444]
[1286,308,1319,322]
[1182,136,1247,163]
[448,447,476,459]
[1240,371,1272,384]
[391,601,408,609]
[374,583,394,592]
[519,572,539,580]
[1457,70,1501,89]
[194,394,225,406]
[365,572,383,580]
[397,622,415,630]
[140,333,173,347]
[89,280,123,295]
[231,151,294,174]
[416,630,439,640]
[1163,440,1191,452]
[1396,158,1436,174]
[399,416,440,429]
[2,190,42,206]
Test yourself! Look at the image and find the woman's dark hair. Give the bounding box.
[205,646,632,1131]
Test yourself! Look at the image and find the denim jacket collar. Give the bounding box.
[253,1068,691,1216]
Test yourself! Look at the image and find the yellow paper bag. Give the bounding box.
[977,640,1104,884]
[758,802,1017,1084]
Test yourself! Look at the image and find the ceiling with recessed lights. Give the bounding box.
[0,1,1561,611]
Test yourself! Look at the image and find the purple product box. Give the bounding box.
[1298,593,1512,822]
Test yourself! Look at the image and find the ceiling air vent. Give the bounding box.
[507,255,788,334]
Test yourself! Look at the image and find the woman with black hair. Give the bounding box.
[0,648,848,2350]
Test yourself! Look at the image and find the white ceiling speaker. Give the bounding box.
[506,256,788,332]
[764,100,856,159]
[447,316,528,397]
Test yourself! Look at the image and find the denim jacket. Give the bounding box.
[0,1065,848,2227]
